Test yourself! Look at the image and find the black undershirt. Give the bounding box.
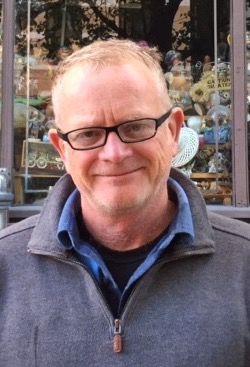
[95,237,161,292]
[77,222,168,316]
[76,215,171,315]
[76,190,177,315]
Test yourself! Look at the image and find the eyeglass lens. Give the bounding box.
[67,119,156,149]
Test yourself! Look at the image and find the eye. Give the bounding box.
[123,120,152,135]
[72,129,103,141]
[128,123,144,132]
[79,130,100,139]
[68,128,105,148]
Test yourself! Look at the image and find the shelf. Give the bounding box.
[191,172,231,179]
[14,170,63,204]
[16,169,64,178]
[199,142,232,150]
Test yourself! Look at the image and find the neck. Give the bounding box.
[81,198,176,252]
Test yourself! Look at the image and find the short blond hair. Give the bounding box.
[52,39,168,100]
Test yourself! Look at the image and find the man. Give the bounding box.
[0,39,250,366]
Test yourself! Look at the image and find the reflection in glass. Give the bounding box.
[12,0,232,206]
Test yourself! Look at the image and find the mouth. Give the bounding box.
[96,168,142,178]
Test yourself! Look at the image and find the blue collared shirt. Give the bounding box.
[57,177,194,300]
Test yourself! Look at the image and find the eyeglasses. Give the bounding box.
[56,107,173,151]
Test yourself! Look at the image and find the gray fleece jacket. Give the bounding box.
[0,168,250,366]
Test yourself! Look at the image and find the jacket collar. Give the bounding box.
[28,169,215,258]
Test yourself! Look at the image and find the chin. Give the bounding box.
[94,191,151,216]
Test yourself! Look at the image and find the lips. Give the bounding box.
[96,168,142,177]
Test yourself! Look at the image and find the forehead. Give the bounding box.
[58,61,156,88]
[52,62,168,129]
[54,62,162,105]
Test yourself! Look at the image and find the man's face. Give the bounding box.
[50,62,182,216]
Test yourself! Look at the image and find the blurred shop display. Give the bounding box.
[8,0,234,207]
[167,54,232,205]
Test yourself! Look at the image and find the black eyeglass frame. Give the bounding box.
[56,107,173,151]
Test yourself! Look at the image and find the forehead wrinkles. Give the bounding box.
[53,56,166,99]
[56,62,162,96]
[53,63,170,132]
[53,63,159,116]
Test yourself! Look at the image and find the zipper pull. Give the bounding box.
[113,319,123,353]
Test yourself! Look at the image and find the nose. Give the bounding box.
[98,131,132,162]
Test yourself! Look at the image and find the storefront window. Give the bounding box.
[0,3,3,145]
[247,1,250,200]
[168,0,232,206]
[13,0,232,207]
[14,0,121,205]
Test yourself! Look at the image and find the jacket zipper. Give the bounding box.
[30,249,210,354]
[51,253,157,354]
[63,256,124,353]
[113,318,123,353]
[34,252,124,353]
[66,257,123,353]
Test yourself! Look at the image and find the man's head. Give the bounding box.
[49,39,183,218]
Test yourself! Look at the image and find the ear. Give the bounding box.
[49,128,67,162]
[168,107,184,156]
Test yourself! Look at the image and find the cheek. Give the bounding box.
[60,148,73,173]
[61,149,80,175]
[149,138,178,179]
[142,142,172,178]
[63,150,94,178]
[158,128,178,161]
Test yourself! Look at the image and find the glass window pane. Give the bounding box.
[168,0,232,206]
[247,1,250,202]
[13,0,232,206]
[0,4,2,151]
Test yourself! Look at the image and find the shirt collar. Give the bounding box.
[57,177,194,249]
[57,189,81,249]
[168,176,194,239]
[57,178,194,295]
